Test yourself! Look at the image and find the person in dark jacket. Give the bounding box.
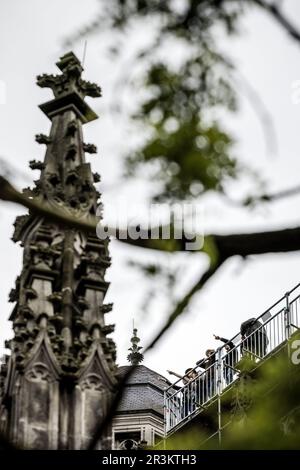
[196,349,216,401]
[240,318,268,359]
[196,349,216,369]
[214,335,238,385]
[167,368,198,418]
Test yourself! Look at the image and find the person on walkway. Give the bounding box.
[196,349,216,401]
[214,335,238,384]
[167,368,198,418]
[167,368,196,384]
[240,318,268,359]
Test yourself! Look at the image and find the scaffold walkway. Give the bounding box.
[164,282,300,437]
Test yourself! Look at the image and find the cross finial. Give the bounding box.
[37,51,100,123]
[37,51,101,99]
[127,324,144,366]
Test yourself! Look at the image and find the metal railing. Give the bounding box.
[165,282,300,435]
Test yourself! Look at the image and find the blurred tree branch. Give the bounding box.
[225,183,300,208]
[253,0,300,43]
[3,173,300,356]
[64,1,300,206]
[1,175,300,258]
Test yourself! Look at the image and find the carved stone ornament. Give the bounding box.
[36,52,101,100]
[80,373,105,392]
[25,363,52,383]
[1,52,117,450]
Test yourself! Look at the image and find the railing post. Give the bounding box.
[217,347,222,446]
[284,292,292,359]
[284,292,291,340]
[164,388,168,438]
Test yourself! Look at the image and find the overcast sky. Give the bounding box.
[1,0,300,379]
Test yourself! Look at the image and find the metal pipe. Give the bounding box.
[217,348,222,446]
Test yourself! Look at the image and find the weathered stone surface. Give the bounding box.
[0,52,117,450]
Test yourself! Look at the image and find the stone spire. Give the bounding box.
[127,327,144,366]
[0,52,117,450]
[28,51,100,213]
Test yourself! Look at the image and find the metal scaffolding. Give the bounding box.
[164,281,300,438]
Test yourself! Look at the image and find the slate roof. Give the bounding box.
[115,365,171,416]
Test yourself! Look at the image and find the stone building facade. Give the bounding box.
[0,52,118,449]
